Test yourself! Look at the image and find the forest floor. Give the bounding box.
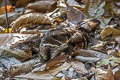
[0,0,120,80]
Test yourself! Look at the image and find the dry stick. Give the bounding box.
[4,0,9,33]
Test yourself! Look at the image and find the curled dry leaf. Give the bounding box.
[11,13,52,32]
[27,0,57,13]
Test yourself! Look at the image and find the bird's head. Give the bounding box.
[77,18,100,32]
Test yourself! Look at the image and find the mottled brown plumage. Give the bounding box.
[39,18,100,61]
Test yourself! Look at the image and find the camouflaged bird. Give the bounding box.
[39,18,100,61]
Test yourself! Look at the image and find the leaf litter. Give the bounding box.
[0,0,120,80]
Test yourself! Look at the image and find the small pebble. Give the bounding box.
[56,73,64,77]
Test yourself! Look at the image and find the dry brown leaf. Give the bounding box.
[48,62,71,75]
[100,27,120,40]
[46,55,67,70]
[115,36,120,44]
[107,65,115,80]
[15,0,34,8]
[114,68,120,79]
[34,62,71,76]
[0,34,13,47]
[15,72,54,80]
[91,41,106,51]
[15,62,68,79]
[67,0,85,11]
[11,13,52,32]
[67,4,87,25]
[93,68,107,80]
[0,47,32,61]
[70,61,88,74]
[10,59,35,76]
[73,49,108,59]
[27,0,57,13]
[57,0,67,15]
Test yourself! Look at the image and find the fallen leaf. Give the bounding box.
[95,1,105,18]
[15,72,54,80]
[93,68,107,80]
[15,0,34,8]
[11,13,52,32]
[100,26,120,40]
[0,12,22,26]
[0,56,11,71]
[57,0,67,15]
[67,4,87,25]
[88,0,103,17]
[97,56,120,67]
[70,61,88,74]
[10,59,38,76]
[91,41,106,51]
[46,55,67,70]
[114,68,120,79]
[0,34,30,47]
[34,62,71,76]
[0,47,32,61]
[115,36,120,44]
[107,65,115,80]
[27,0,57,13]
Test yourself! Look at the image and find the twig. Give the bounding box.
[4,0,9,33]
